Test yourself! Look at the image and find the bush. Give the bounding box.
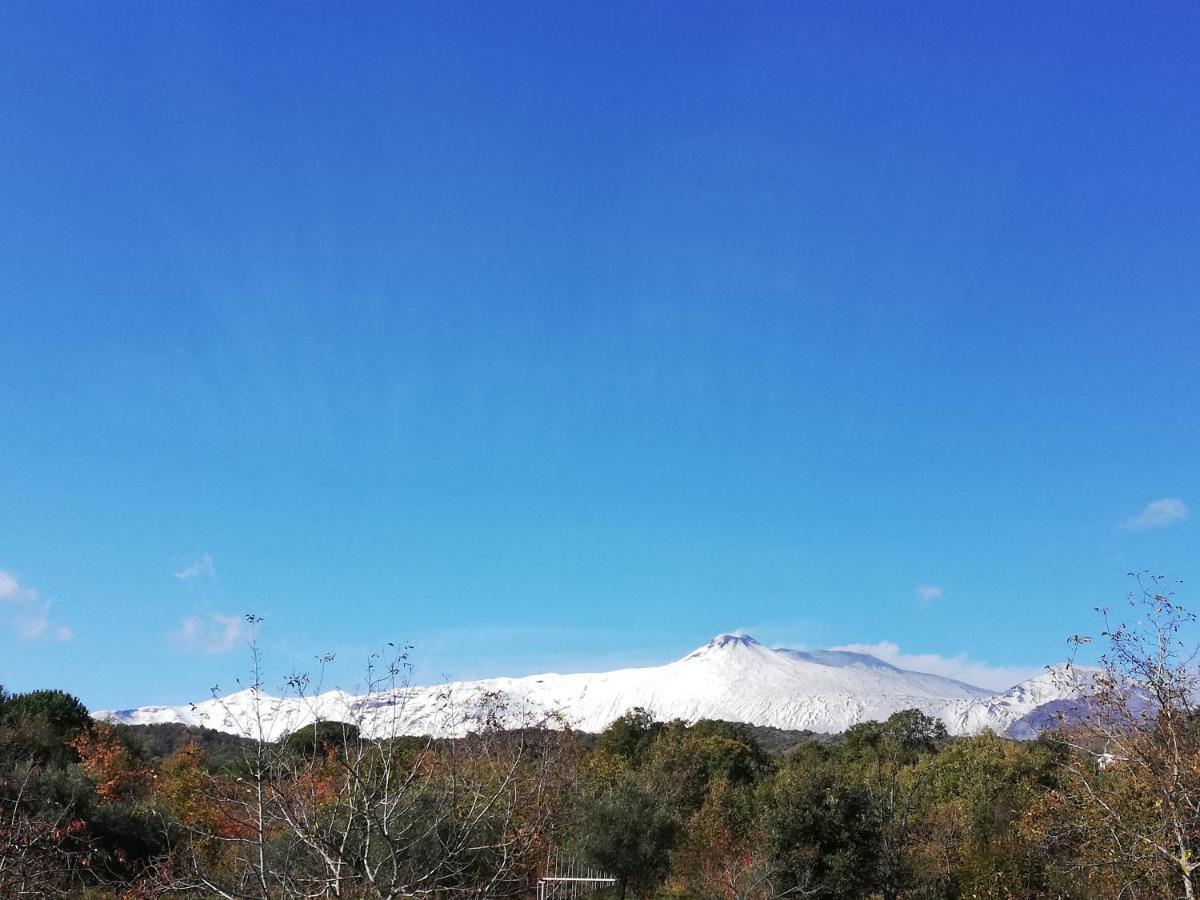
[284,720,361,755]
[0,689,92,766]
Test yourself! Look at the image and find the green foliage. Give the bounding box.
[640,719,771,819]
[3,688,92,733]
[284,720,361,756]
[0,687,1181,899]
[739,723,832,756]
[763,742,878,897]
[843,707,948,761]
[579,775,678,899]
[913,731,1065,896]
[595,708,662,767]
[0,688,92,766]
[114,721,260,769]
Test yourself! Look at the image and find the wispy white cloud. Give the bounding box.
[829,640,1039,691]
[0,569,72,642]
[174,554,217,581]
[914,585,944,606]
[0,570,35,604]
[1122,497,1187,531]
[19,608,50,640]
[18,607,73,642]
[170,612,252,654]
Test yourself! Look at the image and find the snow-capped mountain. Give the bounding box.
[98,633,1083,740]
[944,664,1096,739]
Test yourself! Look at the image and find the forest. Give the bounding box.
[3,578,1199,899]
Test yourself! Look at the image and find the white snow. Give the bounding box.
[96,633,1083,740]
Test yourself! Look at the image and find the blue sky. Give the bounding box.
[2,3,1198,708]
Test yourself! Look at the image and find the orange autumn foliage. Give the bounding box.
[155,744,251,839]
[70,723,151,805]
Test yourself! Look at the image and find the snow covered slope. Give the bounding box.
[942,664,1095,738]
[97,633,1081,740]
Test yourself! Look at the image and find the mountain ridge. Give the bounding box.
[98,632,1082,740]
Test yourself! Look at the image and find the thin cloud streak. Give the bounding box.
[0,569,73,642]
[830,640,1039,691]
[174,554,217,581]
[915,585,944,606]
[170,612,253,655]
[1122,497,1188,531]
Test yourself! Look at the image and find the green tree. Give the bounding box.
[0,688,92,766]
[762,741,877,898]
[641,719,770,819]
[595,708,663,768]
[912,732,1065,898]
[842,709,947,900]
[284,720,361,756]
[579,774,678,900]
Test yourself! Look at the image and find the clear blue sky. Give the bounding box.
[2,3,1197,707]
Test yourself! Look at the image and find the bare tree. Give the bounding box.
[0,765,92,897]
[158,618,578,899]
[693,829,821,900]
[1040,573,1200,899]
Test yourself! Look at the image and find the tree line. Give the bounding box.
[3,574,1199,898]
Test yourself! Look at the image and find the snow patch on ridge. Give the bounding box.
[97,633,1082,741]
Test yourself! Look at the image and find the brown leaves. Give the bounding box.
[70,723,152,805]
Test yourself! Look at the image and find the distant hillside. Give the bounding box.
[112,721,260,769]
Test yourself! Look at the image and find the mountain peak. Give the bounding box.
[684,632,762,658]
[710,631,760,647]
[100,632,1080,742]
